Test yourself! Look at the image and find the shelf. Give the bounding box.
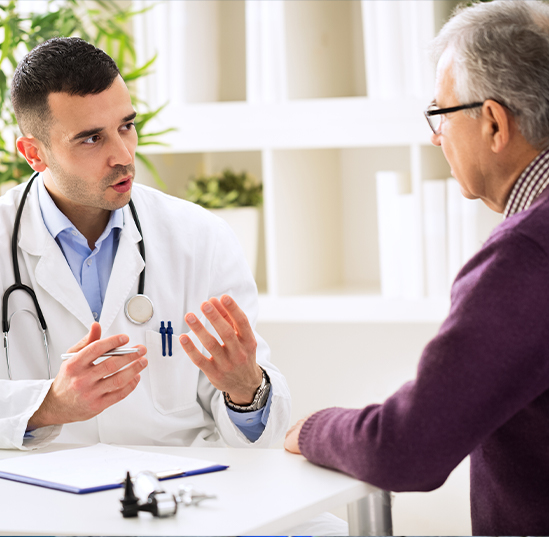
[134,0,451,107]
[139,98,433,154]
[131,0,479,325]
[258,293,450,323]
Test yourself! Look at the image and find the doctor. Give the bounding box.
[0,37,291,451]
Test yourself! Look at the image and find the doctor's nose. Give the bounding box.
[108,136,134,168]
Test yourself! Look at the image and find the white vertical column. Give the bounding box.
[245,0,262,104]
[400,1,422,99]
[246,0,287,104]
[133,0,172,110]
[400,0,437,99]
[410,144,426,297]
[423,179,448,297]
[168,1,187,107]
[261,149,279,296]
[263,0,287,103]
[362,0,404,99]
[376,171,407,298]
[362,0,436,100]
[152,0,172,109]
[132,0,156,106]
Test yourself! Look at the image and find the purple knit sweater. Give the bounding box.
[299,189,549,536]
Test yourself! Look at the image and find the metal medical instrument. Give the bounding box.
[3,172,153,380]
[120,470,216,518]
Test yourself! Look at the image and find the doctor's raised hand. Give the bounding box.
[179,295,263,405]
[27,323,147,429]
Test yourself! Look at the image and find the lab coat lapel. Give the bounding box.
[99,205,144,333]
[19,178,94,329]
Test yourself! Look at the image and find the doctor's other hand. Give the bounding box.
[27,322,147,429]
[180,295,263,405]
[285,414,316,454]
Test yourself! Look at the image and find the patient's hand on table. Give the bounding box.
[284,417,308,454]
[27,322,147,429]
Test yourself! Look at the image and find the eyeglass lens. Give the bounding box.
[428,114,442,134]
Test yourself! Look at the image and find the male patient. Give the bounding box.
[286,1,549,535]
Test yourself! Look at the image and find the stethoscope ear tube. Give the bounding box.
[3,172,47,333]
[11,174,38,289]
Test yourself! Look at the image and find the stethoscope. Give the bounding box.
[2,172,154,380]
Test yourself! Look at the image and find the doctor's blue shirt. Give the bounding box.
[36,176,269,442]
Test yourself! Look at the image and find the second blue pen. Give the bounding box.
[167,321,173,357]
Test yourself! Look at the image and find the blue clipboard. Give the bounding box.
[0,464,229,494]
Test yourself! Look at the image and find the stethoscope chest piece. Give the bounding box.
[125,294,154,324]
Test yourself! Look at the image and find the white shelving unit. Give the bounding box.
[132,0,485,324]
[131,4,476,531]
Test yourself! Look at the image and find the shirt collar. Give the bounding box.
[37,174,124,245]
[504,147,549,218]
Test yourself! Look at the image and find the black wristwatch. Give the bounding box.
[223,367,271,413]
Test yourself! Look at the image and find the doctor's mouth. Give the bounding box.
[111,175,133,194]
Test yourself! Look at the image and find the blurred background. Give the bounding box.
[0,1,504,533]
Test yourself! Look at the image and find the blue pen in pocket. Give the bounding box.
[160,321,166,357]
[167,321,173,357]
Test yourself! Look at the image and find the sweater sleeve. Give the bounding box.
[299,230,549,492]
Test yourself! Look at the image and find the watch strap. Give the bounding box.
[223,366,271,413]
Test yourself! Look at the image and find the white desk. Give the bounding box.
[0,443,392,536]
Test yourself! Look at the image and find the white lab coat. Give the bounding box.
[0,178,291,450]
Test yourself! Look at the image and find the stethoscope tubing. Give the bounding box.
[2,173,46,335]
[3,172,148,380]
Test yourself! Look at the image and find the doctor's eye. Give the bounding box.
[82,135,101,145]
[122,122,135,131]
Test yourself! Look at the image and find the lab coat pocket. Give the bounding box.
[145,329,200,414]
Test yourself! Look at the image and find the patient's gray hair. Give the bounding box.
[433,0,549,149]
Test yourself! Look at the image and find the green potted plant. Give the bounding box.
[185,169,263,277]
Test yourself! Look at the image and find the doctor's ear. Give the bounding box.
[16,136,48,172]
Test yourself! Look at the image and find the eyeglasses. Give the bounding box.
[424,102,484,134]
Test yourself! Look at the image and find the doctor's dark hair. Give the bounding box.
[432,0,549,149]
[11,37,120,145]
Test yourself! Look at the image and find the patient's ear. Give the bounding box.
[481,100,510,154]
[16,136,48,172]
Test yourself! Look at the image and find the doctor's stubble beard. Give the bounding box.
[47,158,136,212]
